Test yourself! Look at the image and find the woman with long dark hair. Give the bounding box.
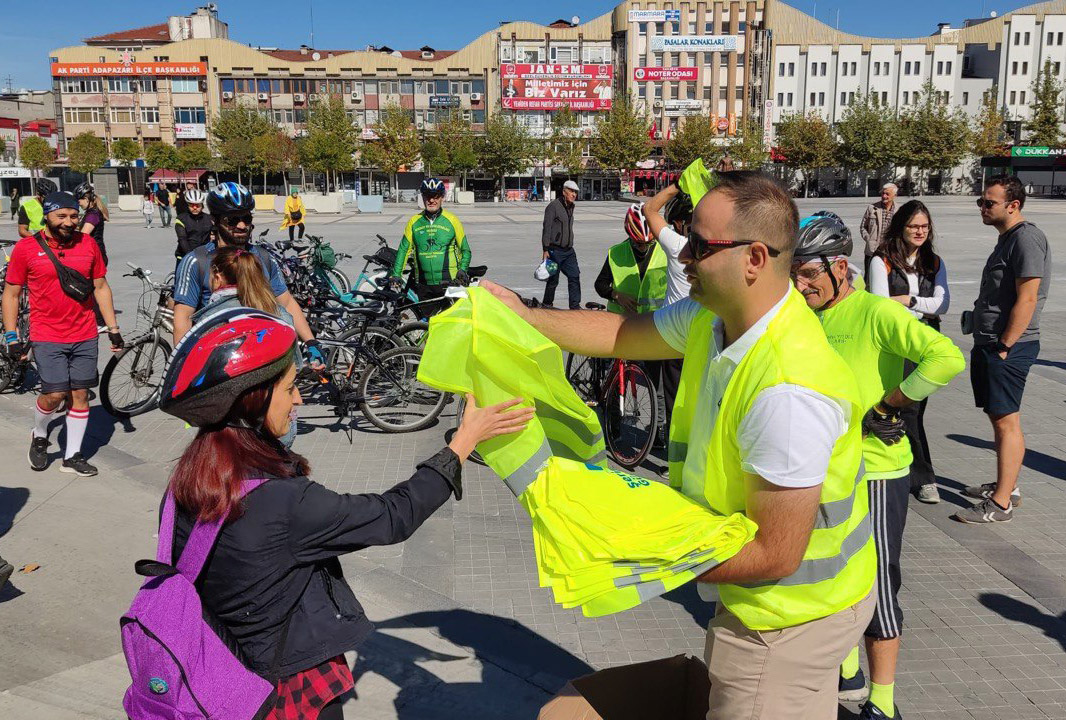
[154,308,533,719]
[869,199,950,504]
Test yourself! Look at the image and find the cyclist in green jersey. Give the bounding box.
[390,178,471,314]
[791,212,964,720]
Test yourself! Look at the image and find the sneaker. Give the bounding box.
[838,667,869,702]
[917,484,941,504]
[859,701,900,719]
[28,434,49,471]
[962,482,1021,508]
[60,453,98,477]
[0,556,13,589]
[953,497,1013,524]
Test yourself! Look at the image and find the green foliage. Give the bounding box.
[306,95,359,170]
[548,106,585,178]
[774,111,838,196]
[67,132,108,177]
[426,110,478,177]
[19,137,54,188]
[360,105,418,198]
[970,87,1009,158]
[726,116,770,169]
[110,137,141,167]
[1024,60,1064,147]
[211,105,276,179]
[144,141,180,171]
[476,112,534,197]
[834,93,896,171]
[895,83,970,191]
[590,94,651,173]
[664,115,717,170]
[251,132,298,192]
[175,143,215,173]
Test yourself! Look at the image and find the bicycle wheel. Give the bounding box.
[326,324,402,369]
[0,353,22,393]
[357,346,446,432]
[326,268,352,294]
[451,394,486,465]
[394,320,428,347]
[603,362,658,469]
[100,335,172,418]
[565,352,599,406]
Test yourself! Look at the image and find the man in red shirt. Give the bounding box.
[2,191,123,476]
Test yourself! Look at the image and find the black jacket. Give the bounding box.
[168,447,461,680]
[174,212,213,259]
[541,198,575,250]
[594,241,654,301]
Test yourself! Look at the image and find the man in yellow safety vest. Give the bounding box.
[483,171,875,718]
[594,203,668,315]
[17,178,56,238]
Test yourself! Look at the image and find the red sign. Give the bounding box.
[632,67,698,82]
[51,62,207,77]
[500,64,613,110]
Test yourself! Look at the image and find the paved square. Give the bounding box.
[2,194,1066,719]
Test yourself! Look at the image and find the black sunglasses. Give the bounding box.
[686,231,782,261]
[219,214,254,226]
[976,198,1006,209]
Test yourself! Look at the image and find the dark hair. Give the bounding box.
[986,174,1026,209]
[710,171,799,260]
[211,246,278,316]
[877,199,938,277]
[169,374,308,522]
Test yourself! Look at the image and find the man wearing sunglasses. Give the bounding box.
[172,183,323,367]
[791,212,964,720]
[484,172,876,718]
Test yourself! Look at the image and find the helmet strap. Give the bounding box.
[814,256,840,312]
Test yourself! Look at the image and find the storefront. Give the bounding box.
[982,147,1066,197]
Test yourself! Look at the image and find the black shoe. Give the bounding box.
[0,556,13,589]
[859,701,900,720]
[60,453,98,477]
[28,434,49,471]
[838,666,868,702]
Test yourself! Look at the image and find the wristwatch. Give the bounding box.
[907,296,917,309]
[994,340,1012,354]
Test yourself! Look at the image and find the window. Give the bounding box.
[1023,61,1029,74]
[654,52,663,67]
[962,92,969,105]
[1054,62,1062,75]
[1059,33,1064,45]
[903,91,910,104]
[60,78,101,93]
[937,61,943,74]
[849,91,855,104]
[671,21,680,33]
[638,83,647,98]
[140,106,159,123]
[881,91,888,104]
[914,61,921,74]
[687,22,696,34]
[820,62,827,75]
[811,62,819,76]
[174,106,206,124]
[551,45,576,63]
[472,109,485,123]
[777,92,784,105]
[873,62,879,75]
[638,22,647,35]
[653,84,662,99]
[1010,90,1017,104]
[946,61,952,74]
[705,22,713,33]
[810,91,816,105]
[153,55,169,62]
[840,91,847,105]
[108,78,134,92]
[779,62,785,75]
[1048,31,1054,45]
[719,87,727,101]
[172,77,201,93]
[1014,32,1020,44]
[788,62,795,76]
[905,61,912,74]
[109,107,136,123]
[1013,61,1019,74]
[852,62,857,74]
[400,79,414,94]
[787,92,793,106]
[1021,91,1027,104]
[63,106,103,123]
[138,77,157,92]
[841,63,848,76]
[685,83,696,100]
[1024,31,1030,45]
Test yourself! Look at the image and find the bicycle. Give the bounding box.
[565,302,660,469]
[0,239,31,393]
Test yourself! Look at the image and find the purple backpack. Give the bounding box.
[120,479,277,719]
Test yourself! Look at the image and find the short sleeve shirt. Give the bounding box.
[973,221,1051,344]
[654,226,692,305]
[653,295,848,497]
[173,242,288,309]
[6,232,106,343]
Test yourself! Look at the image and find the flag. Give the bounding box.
[648,121,657,140]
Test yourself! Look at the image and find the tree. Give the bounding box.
[305,96,359,192]
[175,143,215,174]
[110,137,141,192]
[774,111,838,197]
[361,104,419,200]
[547,106,585,179]
[726,116,770,170]
[144,141,180,173]
[896,83,969,194]
[433,110,478,181]
[211,105,275,184]
[19,136,55,193]
[67,132,108,181]
[251,132,298,193]
[590,94,651,175]
[664,114,718,170]
[970,87,1010,158]
[477,112,533,200]
[1024,60,1064,147]
[834,93,896,196]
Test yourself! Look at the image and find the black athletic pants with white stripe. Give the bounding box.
[865,476,910,640]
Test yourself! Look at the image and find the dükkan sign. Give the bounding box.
[649,36,739,52]
[633,67,698,82]
[500,64,613,111]
[52,62,208,77]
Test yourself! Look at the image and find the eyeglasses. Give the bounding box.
[976,198,1004,209]
[686,231,782,262]
[219,213,253,227]
[790,264,828,285]
[904,223,930,232]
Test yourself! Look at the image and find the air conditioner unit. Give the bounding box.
[308,93,320,101]
[350,91,362,101]
[415,118,425,129]
[222,91,234,100]
[293,93,306,102]
[470,92,482,102]
[653,100,663,109]
[257,93,269,101]
[654,131,663,139]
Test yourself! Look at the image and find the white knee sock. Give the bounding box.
[64,408,89,459]
[34,399,57,439]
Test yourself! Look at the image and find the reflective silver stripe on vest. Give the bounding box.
[587,449,608,466]
[502,442,553,497]
[814,460,866,530]
[668,441,688,464]
[743,512,872,588]
[535,401,604,450]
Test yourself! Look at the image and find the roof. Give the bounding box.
[397,49,457,60]
[85,22,169,44]
[260,47,457,62]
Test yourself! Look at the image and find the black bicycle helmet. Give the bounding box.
[35,178,57,197]
[794,211,853,260]
[664,192,694,226]
[206,181,255,216]
[74,181,95,200]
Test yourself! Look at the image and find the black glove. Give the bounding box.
[455,270,470,286]
[862,404,905,445]
[6,341,24,360]
[387,277,403,291]
[108,331,124,350]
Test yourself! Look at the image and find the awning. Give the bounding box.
[148,169,207,184]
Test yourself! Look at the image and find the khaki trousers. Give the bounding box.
[704,588,876,720]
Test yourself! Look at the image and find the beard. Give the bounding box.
[50,223,77,242]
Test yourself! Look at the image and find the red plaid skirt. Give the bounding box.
[267,655,354,720]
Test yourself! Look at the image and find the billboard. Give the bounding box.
[663,100,703,117]
[633,67,698,82]
[649,36,739,52]
[174,123,207,140]
[628,9,680,22]
[429,95,461,108]
[51,61,207,77]
[500,64,613,111]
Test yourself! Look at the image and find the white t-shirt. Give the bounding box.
[866,253,950,319]
[653,293,848,500]
[655,226,692,305]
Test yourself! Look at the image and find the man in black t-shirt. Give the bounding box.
[155,185,173,228]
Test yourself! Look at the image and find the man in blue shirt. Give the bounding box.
[172,183,323,366]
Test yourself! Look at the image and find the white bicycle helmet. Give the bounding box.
[185,189,207,205]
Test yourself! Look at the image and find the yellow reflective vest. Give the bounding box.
[668,288,875,631]
[21,198,44,233]
[606,241,668,314]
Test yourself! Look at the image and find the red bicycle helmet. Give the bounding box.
[160,307,297,427]
[624,202,651,243]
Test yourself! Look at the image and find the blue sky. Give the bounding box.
[0,0,1034,90]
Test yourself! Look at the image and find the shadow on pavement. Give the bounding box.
[0,485,29,604]
[946,433,1066,482]
[927,475,977,510]
[660,582,715,630]
[1034,358,1066,371]
[979,592,1066,653]
[80,405,122,459]
[354,609,593,719]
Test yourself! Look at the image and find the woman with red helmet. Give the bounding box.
[154,308,533,719]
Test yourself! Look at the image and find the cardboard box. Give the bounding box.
[538,654,710,720]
